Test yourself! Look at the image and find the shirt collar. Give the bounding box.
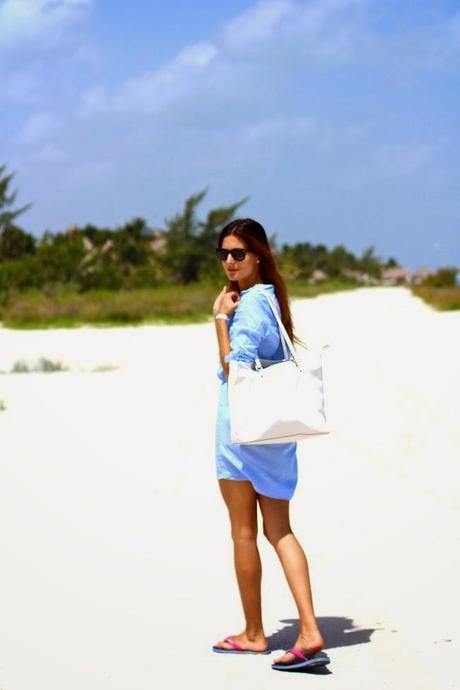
[240,282,274,295]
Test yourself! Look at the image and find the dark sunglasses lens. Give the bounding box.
[232,249,246,261]
[216,248,247,261]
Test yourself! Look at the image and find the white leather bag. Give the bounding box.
[228,292,329,444]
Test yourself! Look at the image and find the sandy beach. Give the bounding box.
[0,286,459,690]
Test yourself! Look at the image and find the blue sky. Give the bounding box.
[1,0,459,269]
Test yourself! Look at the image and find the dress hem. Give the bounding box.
[216,474,295,500]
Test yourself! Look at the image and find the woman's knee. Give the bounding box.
[258,495,292,546]
[231,523,258,544]
[262,520,292,546]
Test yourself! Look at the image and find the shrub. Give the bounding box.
[423,267,458,288]
[412,286,460,311]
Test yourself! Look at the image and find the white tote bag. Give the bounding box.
[228,292,329,444]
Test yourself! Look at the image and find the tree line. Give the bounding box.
[0,163,406,295]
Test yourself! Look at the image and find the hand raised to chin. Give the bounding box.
[213,286,240,316]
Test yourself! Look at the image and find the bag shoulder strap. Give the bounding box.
[260,291,298,363]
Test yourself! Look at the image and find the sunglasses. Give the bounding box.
[216,247,251,261]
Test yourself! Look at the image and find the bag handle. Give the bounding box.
[271,295,289,360]
[260,291,300,365]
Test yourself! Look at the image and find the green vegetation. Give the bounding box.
[288,278,359,299]
[412,287,460,311]
[0,280,359,328]
[0,163,385,327]
[420,266,458,288]
[11,358,67,373]
[1,162,458,325]
[281,242,382,281]
[0,163,32,249]
[0,284,220,328]
[0,169,246,294]
[412,267,460,311]
[0,399,6,411]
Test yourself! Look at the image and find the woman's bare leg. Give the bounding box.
[214,479,268,652]
[258,495,324,664]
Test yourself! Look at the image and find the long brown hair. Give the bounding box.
[217,218,299,345]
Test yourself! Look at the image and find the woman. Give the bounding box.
[211,218,330,672]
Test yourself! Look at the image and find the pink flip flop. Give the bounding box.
[272,647,330,671]
[212,636,270,655]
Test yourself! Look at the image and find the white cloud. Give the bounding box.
[80,42,219,117]
[0,0,92,47]
[222,0,460,68]
[16,111,62,145]
[3,0,458,271]
[223,0,365,60]
[78,85,109,117]
[78,0,368,119]
[223,0,295,49]
[76,1,460,127]
[353,6,460,70]
[0,0,94,108]
[113,42,218,113]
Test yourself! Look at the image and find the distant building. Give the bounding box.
[149,229,167,254]
[101,239,114,255]
[342,269,370,283]
[381,267,414,285]
[82,237,94,253]
[381,266,432,286]
[309,269,329,283]
[412,267,431,285]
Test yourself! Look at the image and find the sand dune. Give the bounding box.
[0,287,459,689]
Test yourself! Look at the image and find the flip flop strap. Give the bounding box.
[287,647,307,661]
[224,636,244,651]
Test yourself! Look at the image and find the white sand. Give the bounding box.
[0,287,459,690]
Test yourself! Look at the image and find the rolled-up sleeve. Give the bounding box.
[224,293,268,365]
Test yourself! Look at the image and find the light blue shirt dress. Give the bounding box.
[215,283,298,499]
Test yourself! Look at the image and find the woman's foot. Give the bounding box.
[273,630,324,665]
[214,630,268,653]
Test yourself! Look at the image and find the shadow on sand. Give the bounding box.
[266,616,380,675]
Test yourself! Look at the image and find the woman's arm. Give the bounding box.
[213,286,240,380]
[215,318,231,380]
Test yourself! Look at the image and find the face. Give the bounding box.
[220,235,261,290]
